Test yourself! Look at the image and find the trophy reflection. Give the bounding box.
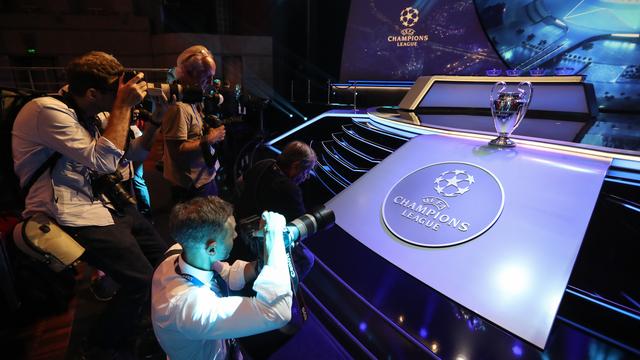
[489,81,532,147]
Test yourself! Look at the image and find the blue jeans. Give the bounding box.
[132,161,151,216]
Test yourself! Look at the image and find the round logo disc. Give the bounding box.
[382,161,504,247]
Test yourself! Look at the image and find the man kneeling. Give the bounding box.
[151,196,292,359]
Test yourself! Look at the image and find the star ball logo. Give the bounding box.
[382,162,504,247]
[400,7,419,27]
[434,170,475,197]
[387,6,429,47]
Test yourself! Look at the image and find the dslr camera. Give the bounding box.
[238,206,335,258]
[91,171,136,210]
[200,113,224,169]
[123,70,204,104]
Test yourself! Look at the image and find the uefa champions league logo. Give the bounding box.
[400,7,419,28]
[434,170,475,197]
[382,162,504,247]
[388,7,428,47]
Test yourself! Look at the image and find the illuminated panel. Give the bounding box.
[326,134,610,349]
[418,82,590,114]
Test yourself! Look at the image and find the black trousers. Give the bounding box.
[63,204,168,348]
[170,180,218,204]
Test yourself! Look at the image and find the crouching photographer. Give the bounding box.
[152,196,293,360]
[237,206,335,292]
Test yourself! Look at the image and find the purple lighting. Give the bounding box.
[554,67,575,76]
[419,327,428,338]
[359,322,367,332]
[512,344,523,357]
[529,68,546,76]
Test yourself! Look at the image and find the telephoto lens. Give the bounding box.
[284,206,335,246]
[123,70,204,104]
[238,206,335,251]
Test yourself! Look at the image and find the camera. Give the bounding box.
[203,88,223,118]
[91,171,136,209]
[200,114,224,169]
[238,206,335,254]
[123,70,204,104]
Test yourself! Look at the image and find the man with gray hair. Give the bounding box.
[162,45,226,203]
[151,196,292,360]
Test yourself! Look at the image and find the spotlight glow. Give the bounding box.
[359,321,367,332]
[495,263,531,297]
[512,344,523,357]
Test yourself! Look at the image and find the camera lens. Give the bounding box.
[180,85,204,104]
[287,206,335,244]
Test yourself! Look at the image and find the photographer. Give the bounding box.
[152,197,292,359]
[162,45,225,203]
[12,51,168,358]
[234,141,317,278]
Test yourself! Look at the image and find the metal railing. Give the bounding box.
[0,66,172,92]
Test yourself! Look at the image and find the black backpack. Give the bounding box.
[0,87,48,213]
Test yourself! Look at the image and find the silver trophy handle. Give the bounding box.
[490,81,507,104]
[511,81,532,133]
[517,81,533,105]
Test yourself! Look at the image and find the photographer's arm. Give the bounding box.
[124,94,169,161]
[162,104,225,163]
[35,104,122,174]
[174,212,292,340]
[243,261,258,284]
[102,72,147,151]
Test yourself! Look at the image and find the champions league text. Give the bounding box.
[392,195,470,232]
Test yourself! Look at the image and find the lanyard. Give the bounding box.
[174,257,228,297]
[173,257,239,359]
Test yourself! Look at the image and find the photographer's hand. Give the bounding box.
[114,72,147,108]
[104,72,148,151]
[262,211,287,266]
[149,93,176,127]
[205,125,226,145]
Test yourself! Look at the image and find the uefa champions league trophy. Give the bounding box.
[489,81,532,147]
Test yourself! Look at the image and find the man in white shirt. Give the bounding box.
[12,51,169,358]
[152,196,292,360]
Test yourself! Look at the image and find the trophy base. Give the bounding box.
[489,135,516,148]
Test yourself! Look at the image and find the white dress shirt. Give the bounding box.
[151,242,293,360]
[12,96,124,226]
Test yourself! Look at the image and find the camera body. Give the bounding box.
[123,70,204,104]
[237,206,335,259]
[200,114,224,169]
[91,171,136,209]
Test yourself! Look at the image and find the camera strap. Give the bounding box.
[20,152,62,201]
[20,93,83,200]
[284,246,309,323]
[173,256,246,359]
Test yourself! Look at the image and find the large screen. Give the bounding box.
[340,0,640,112]
[475,0,640,112]
[340,0,506,81]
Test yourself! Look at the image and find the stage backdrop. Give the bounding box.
[340,0,506,81]
[341,0,640,111]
